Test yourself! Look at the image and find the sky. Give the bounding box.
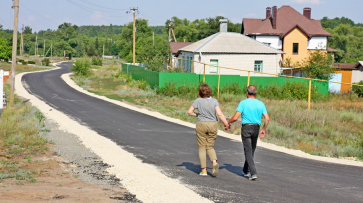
[0,0,362,32]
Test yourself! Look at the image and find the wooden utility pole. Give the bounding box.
[51,44,53,58]
[103,44,105,59]
[43,39,46,57]
[10,0,19,106]
[152,32,154,46]
[127,8,138,65]
[35,35,37,57]
[20,25,24,56]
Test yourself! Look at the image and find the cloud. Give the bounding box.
[291,0,325,5]
[90,11,110,25]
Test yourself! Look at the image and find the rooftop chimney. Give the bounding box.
[272,6,277,29]
[219,19,228,32]
[266,7,271,19]
[303,7,311,19]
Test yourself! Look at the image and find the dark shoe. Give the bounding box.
[249,174,257,180]
[212,163,219,177]
[242,171,250,177]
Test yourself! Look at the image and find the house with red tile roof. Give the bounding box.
[242,5,332,66]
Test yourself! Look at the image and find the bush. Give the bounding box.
[27,61,35,64]
[156,82,200,99]
[41,58,50,66]
[71,57,92,77]
[91,57,102,66]
[352,81,363,97]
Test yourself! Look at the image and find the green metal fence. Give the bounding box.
[121,63,328,95]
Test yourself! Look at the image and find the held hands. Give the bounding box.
[259,129,266,139]
[224,123,230,130]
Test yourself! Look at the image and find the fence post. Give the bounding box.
[203,64,206,83]
[218,66,221,99]
[308,79,312,112]
[181,59,184,73]
[191,60,194,73]
[247,71,251,86]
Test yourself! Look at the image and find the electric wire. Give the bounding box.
[20,3,60,26]
[66,0,128,18]
[78,0,127,11]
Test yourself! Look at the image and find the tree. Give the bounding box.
[0,37,12,61]
[301,50,333,80]
[137,35,171,72]
[24,26,32,34]
[0,24,3,30]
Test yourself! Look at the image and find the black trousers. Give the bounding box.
[241,124,260,175]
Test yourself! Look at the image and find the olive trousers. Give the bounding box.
[196,121,218,169]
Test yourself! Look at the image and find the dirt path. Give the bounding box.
[0,152,132,203]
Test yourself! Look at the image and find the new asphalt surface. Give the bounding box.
[22,62,363,203]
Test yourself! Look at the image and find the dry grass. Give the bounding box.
[72,66,363,161]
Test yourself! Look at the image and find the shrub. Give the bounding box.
[91,57,102,66]
[352,81,363,97]
[71,57,92,77]
[41,58,50,66]
[27,61,35,64]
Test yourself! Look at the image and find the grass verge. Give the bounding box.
[0,63,51,185]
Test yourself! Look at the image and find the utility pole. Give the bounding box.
[153,32,154,46]
[103,44,104,59]
[35,35,37,57]
[51,44,52,58]
[43,39,46,57]
[10,0,19,106]
[20,25,24,56]
[127,8,138,65]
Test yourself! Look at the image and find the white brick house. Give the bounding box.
[176,23,285,77]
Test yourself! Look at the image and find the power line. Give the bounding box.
[66,0,127,17]
[138,11,165,25]
[21,4,60,26]
[78,0,127,11]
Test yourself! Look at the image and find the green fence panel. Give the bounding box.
[121,63,329,95]
[159,72,199,87]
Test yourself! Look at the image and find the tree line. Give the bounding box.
[0,16,362,65]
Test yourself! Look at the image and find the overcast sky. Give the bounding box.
[0,0,362,32]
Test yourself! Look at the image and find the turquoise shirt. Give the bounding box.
[236,98,267,125]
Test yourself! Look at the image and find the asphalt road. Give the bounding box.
[22,62,363,203]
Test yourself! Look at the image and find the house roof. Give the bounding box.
[177,32,285,55]
[333,63,361,70]
[327,47,339,53]
[243,5,332,38]
[169,42,194,55]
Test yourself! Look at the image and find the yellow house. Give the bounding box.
[242,5,332,66]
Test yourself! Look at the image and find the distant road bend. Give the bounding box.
[22,62,363,203]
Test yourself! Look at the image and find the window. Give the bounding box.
[254,61,263,72]
[210,59,218,73]
[293,43,299,54]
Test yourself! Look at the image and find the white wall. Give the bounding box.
[308,37,327,49]
[352,70,363,83]
[187,52,281,77]
[255,36,282,49]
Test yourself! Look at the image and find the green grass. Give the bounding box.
[71,65,363,161]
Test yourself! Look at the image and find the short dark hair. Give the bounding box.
[247,85,257,95]
[199,84,212,98]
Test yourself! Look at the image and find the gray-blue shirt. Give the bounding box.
[192,97,219,122]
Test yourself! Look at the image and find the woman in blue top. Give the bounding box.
[187,84,229,177]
